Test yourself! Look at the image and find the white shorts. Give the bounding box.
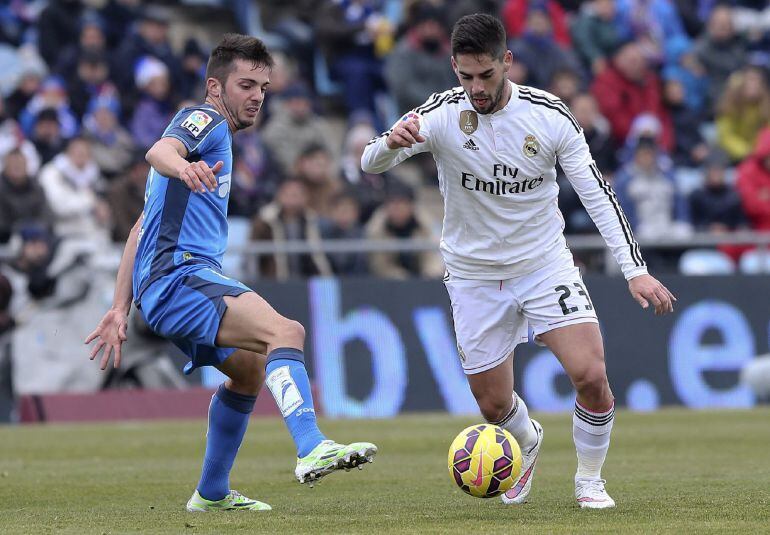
[444,254,599,375]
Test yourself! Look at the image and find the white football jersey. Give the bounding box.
[361,81,647,281]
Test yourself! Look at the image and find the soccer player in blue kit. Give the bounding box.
[85,34,377,512]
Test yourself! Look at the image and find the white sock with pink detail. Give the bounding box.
[573,400,616,508]
[489,392,538,452]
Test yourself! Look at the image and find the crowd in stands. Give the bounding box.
[0,0,769,305]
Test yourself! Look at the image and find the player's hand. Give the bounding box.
[386,113,425,150]
[179,160,223,193]
[628,274,676,316]
[85,308,129,370]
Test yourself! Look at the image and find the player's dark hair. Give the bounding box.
[205,33,274,91]
[451,13,506,60]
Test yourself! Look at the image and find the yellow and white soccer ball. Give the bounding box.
[447,424,522,498]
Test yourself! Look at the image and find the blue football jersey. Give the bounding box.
[133,105,233,301]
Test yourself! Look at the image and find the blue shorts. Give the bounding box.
[136,266,252,374]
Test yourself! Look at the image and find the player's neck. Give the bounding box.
[489,80,513,115]
[205,96,238,132]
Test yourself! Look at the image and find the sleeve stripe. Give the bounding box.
[366,88,465,146]
[518,88,581,133]
[588,162,645,267]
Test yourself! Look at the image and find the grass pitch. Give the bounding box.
[1,409,769,534]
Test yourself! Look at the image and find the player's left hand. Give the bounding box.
[628,274,676,315]
[85,308,128,369]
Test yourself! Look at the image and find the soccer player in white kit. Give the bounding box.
[361,14,675,509]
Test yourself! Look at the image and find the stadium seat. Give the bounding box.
[221,216,251,280]
[739,249,770,274]
[678,249,735,275]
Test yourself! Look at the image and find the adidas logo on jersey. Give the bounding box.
[463,139,479,151]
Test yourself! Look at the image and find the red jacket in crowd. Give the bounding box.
[502,0,572,47]
[736,127,770,231]
[591,64,674,152]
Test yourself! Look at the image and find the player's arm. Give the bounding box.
[556,116,676,315]
[361,107,434,174]
[145,137,222,194]
[84,216,142,369]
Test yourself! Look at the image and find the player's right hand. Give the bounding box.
[386,113,425,150]
[85,308,129,370]
[179,160,223,193]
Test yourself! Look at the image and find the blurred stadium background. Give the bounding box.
[1,0,770,532]
[0,0,769,423]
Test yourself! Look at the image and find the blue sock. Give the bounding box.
[265,347,326,457]
[197,384,256,501]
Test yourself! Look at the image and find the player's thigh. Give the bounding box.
[217,348,267,394]
[216,291,300,353]
[466,353,514,405]
[537,322,606,382]
[444,275,525,376]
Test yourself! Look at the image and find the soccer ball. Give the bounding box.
[447,424,522,498]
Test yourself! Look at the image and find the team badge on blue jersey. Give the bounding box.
[181,110,213,137]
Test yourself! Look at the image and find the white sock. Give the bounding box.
[573,400,615,480]
[487,392,538,452]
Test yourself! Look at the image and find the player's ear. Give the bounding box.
[502,50,513,72]
[206,77,221,98]
[450,56,459,76]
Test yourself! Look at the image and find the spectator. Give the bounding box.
[113,6,182,98]
[250,178,333,280]
[0,96,41,176]
[54,11,109,77]
[340,121,394,223]
[690,152,746,233]
[107,150,147,242]
[693,5,747,113]
[509,6,583,90]
[82,93,135,180]
[736,127,770,231]
[591,41,674,151]
[229,121,283,218]
[261,83,330,174]
[38,136,106,240]
[8,225,58,301]
[130,56,175,150]
[19,76,79,140]
[384,3,456,113]
[292,143,341,217]
[548,68,582,103]
[571,0,625,74]
[662,35,708,114]
[4,69,44,121]
[614,136,690,239]
[315,0,392,122]
[716,66,770,163]
[99,0,141,50]
[365,182,443,279]
[614,0,687,64]
[65,51,113,121]
[0,149,53,244]
[30,108,66,166]
[320,192,369,276]
[571,93,616,175]
[0,273,13,339]
[663,77,709,168]
[502,0,572,47]
[179,38,207,102]
[37,0,85,68]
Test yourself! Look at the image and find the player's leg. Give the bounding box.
[217,291,377,484]
[444,275,542,504]
[184,347,271,511]
[538,323,616,509]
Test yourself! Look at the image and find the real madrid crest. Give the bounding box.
[523,134,539,157]
[459,110,478,135]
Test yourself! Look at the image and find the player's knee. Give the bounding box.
[476,392,512,423]
[272,318,305,348]
[572,362,610,400]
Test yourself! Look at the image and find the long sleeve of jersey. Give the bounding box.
[361,108,435,174]
[556,117,648,280]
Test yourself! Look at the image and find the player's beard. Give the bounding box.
[221,86,253,131]
[469,77,506,114]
